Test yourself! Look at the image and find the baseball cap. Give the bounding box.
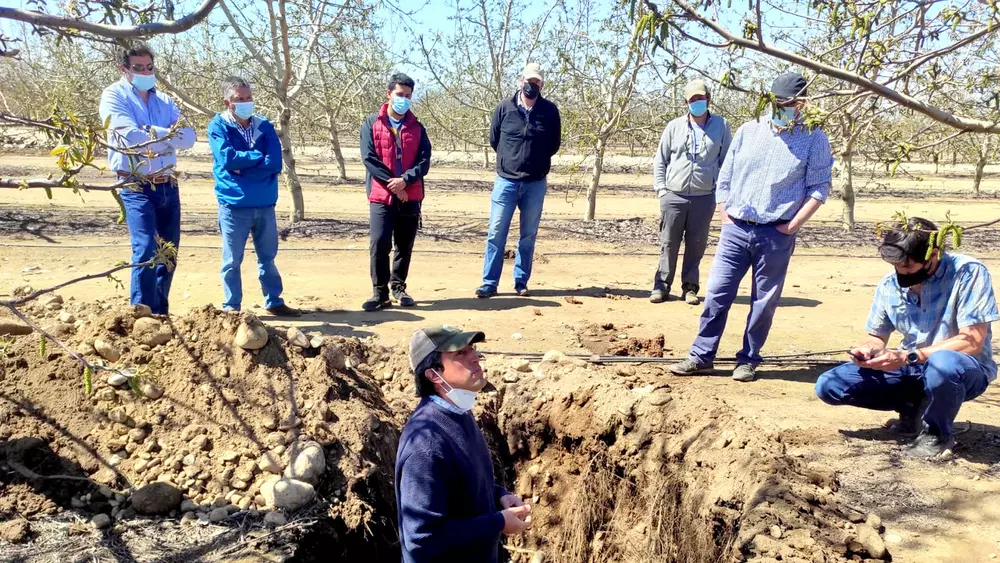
[771,72,808,102]
[409,325,486,371]
[683,79,709,101]
[522,62,544,82]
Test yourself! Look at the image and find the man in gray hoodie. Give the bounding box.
[651,79,732,305]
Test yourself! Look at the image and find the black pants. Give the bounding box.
[369,200,420,297]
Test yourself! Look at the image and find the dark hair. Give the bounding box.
[388,73,415,92]
[119,42,155,68]
[879,217,938,265]
[413,351,442,397]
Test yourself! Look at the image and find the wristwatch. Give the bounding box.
[905,351,921,366]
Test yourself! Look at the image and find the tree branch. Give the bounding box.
[0,0,219,38]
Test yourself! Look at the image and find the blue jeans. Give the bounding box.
[690,220,797,366]
[119,181,181,315]
[481,176,547,290]
[815,350,991,439]
[218,204,284,311]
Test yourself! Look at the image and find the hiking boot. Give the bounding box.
[650,288,669,303]
[889,396,930,437]
[392,288,415,307]
[362,293,391,312]
[903,430,956,460]
[683,290,700,306]
[475,285,497,299]
[732,363,756,382]
[669,358,714,376]
[266,304,302,317]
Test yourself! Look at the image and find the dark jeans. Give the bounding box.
[690,219,797,367]
[815,350,991,439]
[370,200,420,297]
[654,191,715,294]
[119,181,181,315]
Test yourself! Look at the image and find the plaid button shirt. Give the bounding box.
[866,252,1000,379]
[717,117,834,224]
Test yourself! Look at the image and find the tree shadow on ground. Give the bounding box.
[0,436,96,518]
[417,296,561,312]
[293,309,423,336]
[733,295,822,308]
[839,420,1000,467]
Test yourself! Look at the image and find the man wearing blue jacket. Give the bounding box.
[207,76,299,317]
[396,325,531,562]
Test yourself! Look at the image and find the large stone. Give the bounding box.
[91,514,112,530]
[140,380,164,400]
[264,511,287,527]
[260,476,281,507]
[235,320,268,350]
[132,317,172,347]
[131,482,183,515]
[272,479,315,512]
[94,339,122,362]
[257,452,282,474]
[107,373,128,387]
[132,304,153,318]
[541,350,565,364]
[0,321,32,336]
[283,441,325,485]
[0,519,31,543]
[286,326,310,349]
[309,335,324,349]
[57,311,76,324]
[511,359,533,372]
[208,507,230,522]
[856,524,888,559]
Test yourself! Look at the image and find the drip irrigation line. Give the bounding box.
[484,349,852,366]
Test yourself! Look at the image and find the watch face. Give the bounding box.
[906,352,920,364]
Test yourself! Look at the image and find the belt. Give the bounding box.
[728,215,789,227]
[116,171,175,185]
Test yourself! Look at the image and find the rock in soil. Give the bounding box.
[131,482,182,515]
[0,520,31,543]
[0,321,33,336]
[263,478,315,511]
[283,441,325,485]
[91,514,112,530]
[287,326,310,349]
[235,318,268,350]
[264,511,288,527]
[94,338,122,362]
[856,524,888,559]
[208,507,230,523]
[131,317,172,347]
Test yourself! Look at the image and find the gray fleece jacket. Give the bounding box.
[652,112,732,197]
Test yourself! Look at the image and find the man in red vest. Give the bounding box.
[360,73,432,312]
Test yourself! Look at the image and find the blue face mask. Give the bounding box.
[772,106,798,128]
[131,73,156,92]
[233,101,255,120]
[392,95,411,115]
[688,100,708,117]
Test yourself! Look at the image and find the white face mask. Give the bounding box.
[432,369,478,412]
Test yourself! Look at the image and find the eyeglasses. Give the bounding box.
[129,64,155,73]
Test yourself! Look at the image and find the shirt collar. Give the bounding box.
[222,110,255,130]
[429,394,467,415]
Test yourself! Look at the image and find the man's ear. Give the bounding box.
[424,368,442,385]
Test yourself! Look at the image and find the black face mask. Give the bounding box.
[522,81,540,100]
[896,265,932,288]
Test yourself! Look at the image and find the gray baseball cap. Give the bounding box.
[409,325,486,371]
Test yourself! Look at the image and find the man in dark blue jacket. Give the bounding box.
[396,325,531,562]
[207,76,299,317]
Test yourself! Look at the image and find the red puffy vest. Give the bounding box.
[369,104,425,204]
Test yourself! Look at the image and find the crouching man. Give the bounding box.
[396,325,531,562]
[815,218,998,459]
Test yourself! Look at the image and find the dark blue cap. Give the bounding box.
[771,72,808,101]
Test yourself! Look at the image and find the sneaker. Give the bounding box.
[889,396,930,437]
[650,288,669,303]
[732,363,756,382]
[669,358,714,376]
[475,285,497,299]
[903,430,956,459]
[266,304,302,317]
[362,293,391,312]
[683,291,700,306]
[516,287,531,297]
[392,288,415,307]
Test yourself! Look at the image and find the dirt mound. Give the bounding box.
[576,322,670,357]
[0,297,402,561]
[489,352,889,562]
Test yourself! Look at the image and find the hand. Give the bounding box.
[501,505,532,535]
[387,177,407,194]
[397,190,409,202]
[719,213,733,225]
[862,348,906,371]
[848,345,878,365]
[776,222,800,236]
[500,494,526,510]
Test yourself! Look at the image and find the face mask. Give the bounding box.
[522,81,540,100]
[432,369,478,412]
[392,95,411,115]
[688,100,708,117]
[131,73,156,92]
[232,101,254,120]
[896,265,932,288]
[771,106,797,128]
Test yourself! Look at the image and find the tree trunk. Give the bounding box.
[278,104,305,223]
[841,143,855,231]
[325,108,347,181]
[973,150,987,197]
[482,146,491,170]
[585,137,607,221]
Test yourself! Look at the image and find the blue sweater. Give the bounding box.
[395,397,510,563]
[207,113,283,207]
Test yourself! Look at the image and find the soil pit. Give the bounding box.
[576,322,670,357]
[0,298,890,562]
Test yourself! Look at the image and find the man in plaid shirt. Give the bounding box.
[815,217,998,459]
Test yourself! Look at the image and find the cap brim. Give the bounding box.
[436,331,485,352]
[523,73,543,81]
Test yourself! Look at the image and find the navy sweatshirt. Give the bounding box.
[489,91,561,182]
[395,397,510,563]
